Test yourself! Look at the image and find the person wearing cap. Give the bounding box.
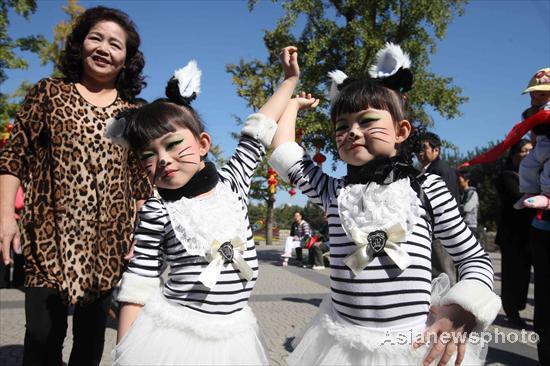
[517,67,550,365]
[514,67,550,210]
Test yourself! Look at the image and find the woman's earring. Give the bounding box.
[159,159,167,167]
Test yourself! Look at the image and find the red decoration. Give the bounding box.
[288,188,296,197]
[1,123,14,148]
[458,110,550,169]
[313,152,326,164]
[267,167,278,194]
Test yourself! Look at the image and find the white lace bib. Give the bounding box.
[164,183,247,257]
[338,178,420,248]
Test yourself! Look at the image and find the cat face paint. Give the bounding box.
[334,108,405,166]
[139,127,211,189]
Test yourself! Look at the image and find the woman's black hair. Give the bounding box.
[330,78,423,163]
[59,6,146,101]
[505,138,532,167]
[121,78,205,152]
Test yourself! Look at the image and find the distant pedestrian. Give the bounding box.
[514,67,550,209]
[495,139,534,328]
[417,131,460,284]
[457,170,479,235]
[281,211,311,266]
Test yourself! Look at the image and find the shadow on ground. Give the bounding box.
[486,347,539,365]
[281,297,322,307]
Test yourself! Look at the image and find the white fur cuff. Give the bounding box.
[268,142,305,183]
[241,113,277,148]
[117,272,161,305]
[440,280,502,332]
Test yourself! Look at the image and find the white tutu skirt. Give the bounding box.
[288,275,488,366]
[113,291,268,365]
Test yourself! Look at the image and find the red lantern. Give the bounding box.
[267,167,277,194]
[0,123,13,148]
[288,188,296,197]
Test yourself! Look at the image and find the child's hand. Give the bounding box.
[413,304,476,366]
[292,91,320,111]
[280,46,299,80]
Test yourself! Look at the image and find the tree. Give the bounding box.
[1,0,83,129]
[228,0,469,160]
[228,0,469,244]
[0,0,47,126]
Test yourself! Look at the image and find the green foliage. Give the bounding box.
[250,199,324,231]
[1,0,45,125]
[229,0,469,160]
[0,0,83,129]
[273,203,302,229]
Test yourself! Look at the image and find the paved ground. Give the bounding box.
[0,246,540,365]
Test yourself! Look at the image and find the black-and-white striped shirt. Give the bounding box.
[279,148,494,329]
[125,136,264,315]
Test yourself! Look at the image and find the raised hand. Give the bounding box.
[280,46,299,80]
[292,91,320,111]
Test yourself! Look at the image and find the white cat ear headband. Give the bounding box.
[328,42,413,103]
[105,60,203,147]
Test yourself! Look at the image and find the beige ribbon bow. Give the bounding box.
[343,223,412,275]
[198,237,253,288]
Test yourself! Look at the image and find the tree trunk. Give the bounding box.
[265,193,275,245]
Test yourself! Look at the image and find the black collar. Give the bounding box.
[157,162,219,201]
[346,156,424,186]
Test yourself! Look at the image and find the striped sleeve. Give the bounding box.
[118,198,168,304]
[269,142,343,211]
[218,137,265,203]
[424,174,494,289]
[424,174,501,331]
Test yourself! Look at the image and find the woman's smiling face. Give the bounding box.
[81,20,127,84]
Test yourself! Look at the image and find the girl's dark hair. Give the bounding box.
[331,78,423,162]
[121,79,205,151]
[59,6,146,101]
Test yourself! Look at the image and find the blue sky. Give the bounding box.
[4,0,550,207]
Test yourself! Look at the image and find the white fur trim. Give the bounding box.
[440,280,502,332]
[368,42,411,79]
[104,116,129,148]
[117,272,161,305]
[174,60,201,98]
[240,113,277,148]
[268,142,305,183]
[328,69,348,103]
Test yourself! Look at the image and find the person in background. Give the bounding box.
[457,170,479,236]
[417,131,459,284]
[514,67,550,210]
[308,214,330,270]
[495,139,534,329]
[281,211,311,266]
[0,7,152,365]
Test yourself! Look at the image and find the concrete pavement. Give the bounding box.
[0,247,540,365]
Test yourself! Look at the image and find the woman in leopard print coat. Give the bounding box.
[0,7,152,365]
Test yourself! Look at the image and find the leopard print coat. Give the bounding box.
[0,78,153,305]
